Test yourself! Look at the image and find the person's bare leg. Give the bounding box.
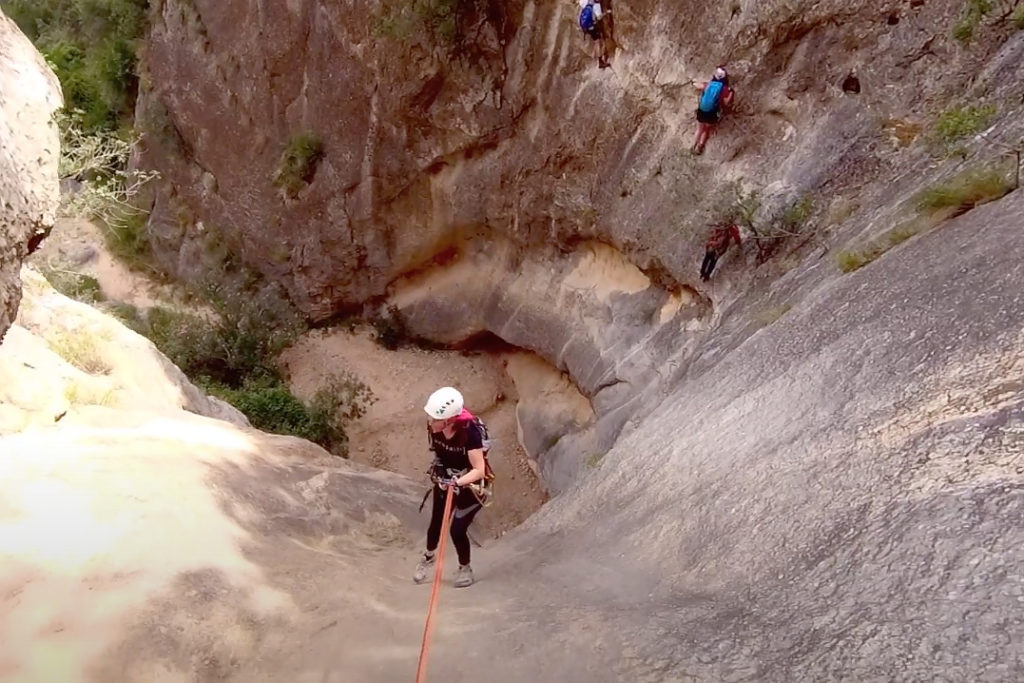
[693,123,710,153]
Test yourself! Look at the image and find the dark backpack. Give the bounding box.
[699,80,725,113]
[466,415,495,505]
[579,3,596,32]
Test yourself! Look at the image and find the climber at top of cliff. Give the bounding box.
[578,0,611,69]
[691,67,735,155]
[700,223,742,282]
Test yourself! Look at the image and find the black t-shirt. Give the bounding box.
[429,421,484,476]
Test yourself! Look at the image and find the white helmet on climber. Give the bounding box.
[424,386,464,420]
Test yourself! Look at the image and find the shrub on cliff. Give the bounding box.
[952,0,1023,44]
[210,373,374,457]
[111,286,372,456]
[273,134,325,198]
[56,109,159,272]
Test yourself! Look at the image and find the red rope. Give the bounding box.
[415,484,455,683]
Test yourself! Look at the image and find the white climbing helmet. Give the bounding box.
[713,66,728,80]
[424,386,464,420]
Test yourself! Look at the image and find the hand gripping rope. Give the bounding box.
[415,483,455,683]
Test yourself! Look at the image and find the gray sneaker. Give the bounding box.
[453,564,474,588]
[413,553,435,584]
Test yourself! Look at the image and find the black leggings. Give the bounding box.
[701,249,719,281]
[426,486,481,566]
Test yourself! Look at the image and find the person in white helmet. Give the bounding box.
[413,386,488,588]
[691,66,735,155]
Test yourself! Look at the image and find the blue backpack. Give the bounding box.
[699,80,725,113]
[579,3,596,32]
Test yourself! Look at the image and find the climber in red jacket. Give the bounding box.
[700,223,742,281]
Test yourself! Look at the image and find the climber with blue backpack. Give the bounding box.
[413,386,495,589]
[578,0,610,69]
[691,67,735,155]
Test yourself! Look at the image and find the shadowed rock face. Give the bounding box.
[0,14,62,343]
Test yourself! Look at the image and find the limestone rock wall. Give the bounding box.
[0,13,62,343]
[136,0,1024,485]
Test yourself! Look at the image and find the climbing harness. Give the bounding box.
[418,466,494,512]
[415,484,455,683]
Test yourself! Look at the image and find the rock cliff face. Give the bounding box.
[0,14,61,342]
[138,0,1016,309]
[2,3,1024,680]
[138,0,1024,485]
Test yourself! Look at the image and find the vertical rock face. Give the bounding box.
[139,0,1011,317]
[0,12,62,343]
[137,0,1024,482]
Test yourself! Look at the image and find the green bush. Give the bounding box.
[370,304,408,350]
[273,134,325,197]
[779,196,815,232]
[109,285,371,456]
[838,164,1013,274]
[102,207,153,270]
[915,166,1013,214]
[216,380,317,439]
[208,373,374,457]
[2,0,149,131]
[102,300,144,326]
[836,246,885,273]
[952,14,978,43]
[128,282,302,389]
[43,268,104,303]
[374,0,482,48]
[56,110,160,272]
[951,0,1020,44]
[930,104,997,155]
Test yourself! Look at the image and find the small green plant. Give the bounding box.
[930,104,997,156]
[951,0,1021,44]
[206,372,374,456]
[56,110,160,271]
[756,304,792,326]
[103,207,153,270]
[305,373,377,455]
[953,14,978,42]
[102,300,144,327]
[64,381,117,407]
[835,211,953,274]
[371,304,410,351]
[779,196,815,231]
[837,163,1013,274]
[717,181,762,230]
[43,268,104,303]
[836,246,884,273]
[273,133,325,197]
[749,194,817,262]
[374,0,458,44]
[47,331,112,375]
[915,165,1014,214]
[836,250,863,273]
